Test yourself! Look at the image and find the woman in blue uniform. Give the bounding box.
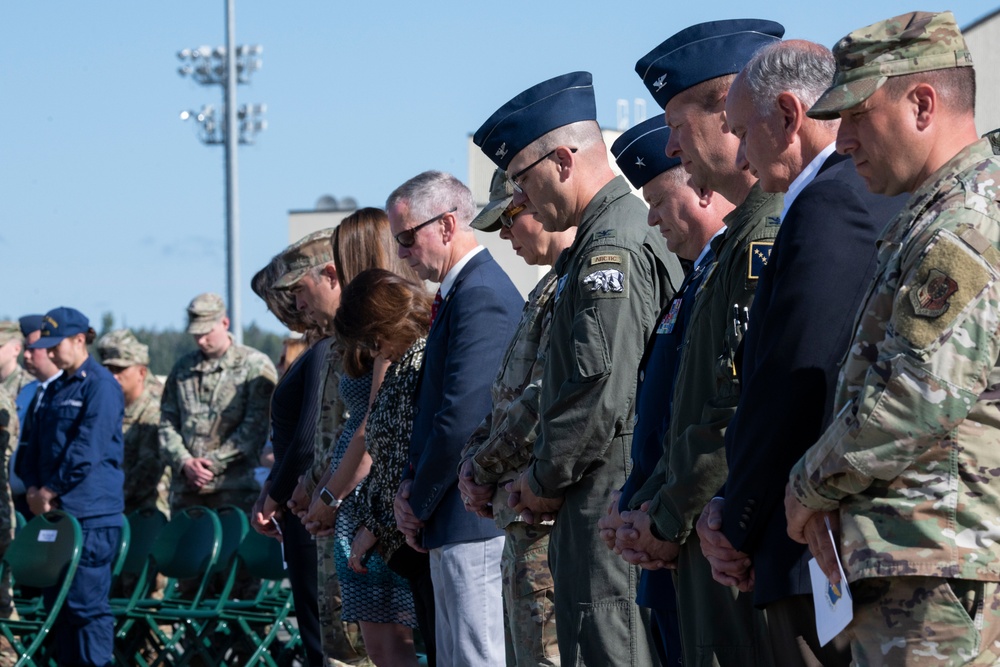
[19,306,124,667]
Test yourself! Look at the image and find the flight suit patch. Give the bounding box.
[581,252,629,299]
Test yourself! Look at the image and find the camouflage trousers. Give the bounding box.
[317,534,372,666]
[502,521,559,666]
[848,576,1000,666]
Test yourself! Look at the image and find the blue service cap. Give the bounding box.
[18,314,44,337]
[636,19,784,109]
[611,117,681,190]
[474,71,597,170]
[27,307,90,349]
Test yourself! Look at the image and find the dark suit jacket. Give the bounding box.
[408,248,523,549]
[721,153,906,607]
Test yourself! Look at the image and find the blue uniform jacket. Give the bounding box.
[19,355,125,522]
[620,252,713,608]
[407,249,523,549]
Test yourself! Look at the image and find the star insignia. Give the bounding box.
[635,156,646,168]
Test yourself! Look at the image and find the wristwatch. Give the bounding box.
[319,487,342,508]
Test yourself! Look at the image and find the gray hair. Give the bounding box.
[741,40,837,118]
[385,171,476,230]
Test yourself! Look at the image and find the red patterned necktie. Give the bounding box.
[430,288,443,326]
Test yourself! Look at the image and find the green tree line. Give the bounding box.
[94,313,285,376]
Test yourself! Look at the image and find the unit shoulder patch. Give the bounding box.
[896,229,994,349]
[747,241,773,280]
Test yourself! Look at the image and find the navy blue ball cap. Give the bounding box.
[611,117,682,190]
[474,71,597,170]
[636,19,784,109]
[27,307,90,349]
[18,314,44,337]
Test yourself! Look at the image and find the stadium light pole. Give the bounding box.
[177,0,265,344]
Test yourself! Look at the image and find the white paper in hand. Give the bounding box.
[809,517,853,646]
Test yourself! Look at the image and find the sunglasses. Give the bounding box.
[499,203,526,229]
[394,207,458,248]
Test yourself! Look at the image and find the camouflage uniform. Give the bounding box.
[98,329,171,517]
[460,268,560,667]
[631,183,782,666]
[159,338,276,507]
[0,388,18,621]
[312,343,369,666]
[123,377,170,517]
[791,12,1000,665]
[0,321,30,398]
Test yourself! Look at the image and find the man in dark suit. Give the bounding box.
[696,40,906,665]
[389,170,522,665]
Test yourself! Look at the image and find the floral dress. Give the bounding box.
[332,353,418,626]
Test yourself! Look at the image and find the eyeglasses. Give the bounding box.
[394,207,458,248]
[499,203,526,229]
[508,147,577,194]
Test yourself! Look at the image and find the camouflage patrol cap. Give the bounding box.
[0,321,23,346]
[186,292,226,335]
[273,228,336,289]
[471,169,515,233]
[807,11,974,120]
[97,329,149,368]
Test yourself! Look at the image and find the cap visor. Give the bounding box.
[471,196,513,232]
[273,268,309,290]
[27,335,65,350]
[807,78,883,120]
[101,359,136,369]
[186,321,218,335]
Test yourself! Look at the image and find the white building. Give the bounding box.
[964,7,1000,137]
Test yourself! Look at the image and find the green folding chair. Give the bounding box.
[114,506,222,667]
[217,522,298,666]
[0,510,82,667]
[111,508,168,627]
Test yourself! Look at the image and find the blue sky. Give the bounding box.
[1,1,994,333]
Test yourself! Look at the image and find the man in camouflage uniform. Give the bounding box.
[98,329,170,517]
[458,169,576,666]
[277,230,370,667]
[160,292,276,513]
[475,72,684,665]
[616,20,786,665]
[785,11,1000,665]
[0,322,31,399]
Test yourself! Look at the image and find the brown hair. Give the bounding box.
[332,208,422,374]
[333,207,420,286]
[84,328,97,345]
[333,269,431,377]
[881,67,976,115]
[278,337,309,377]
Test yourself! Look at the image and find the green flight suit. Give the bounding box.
[527,176,684,665]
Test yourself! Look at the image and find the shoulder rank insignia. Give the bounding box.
[583,269,624,294]
[747,241,773,280]
[592,229,616,242]
[909,268,958,318]
[766,215,781,227]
